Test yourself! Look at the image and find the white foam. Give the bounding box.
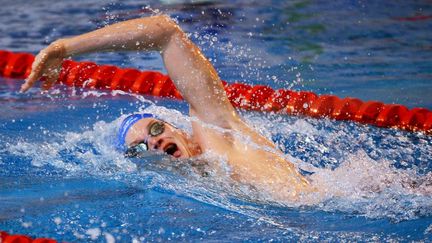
[5,100,431,222]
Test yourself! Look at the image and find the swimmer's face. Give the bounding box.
[125,118,197,158]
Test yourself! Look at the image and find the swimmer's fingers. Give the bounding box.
[20,52,48,92]
[20,41,66,93]
[41,66,61,91]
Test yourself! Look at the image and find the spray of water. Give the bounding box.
[5,90,431,225]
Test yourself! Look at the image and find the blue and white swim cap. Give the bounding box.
[117,113,154,150]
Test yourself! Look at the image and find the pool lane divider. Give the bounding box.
[0,50,431,135]
[0,231,57,243]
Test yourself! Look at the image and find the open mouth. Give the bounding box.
[164,143,181,158]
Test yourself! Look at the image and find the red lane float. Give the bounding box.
[0,231,57,243]
[0,50,431,134]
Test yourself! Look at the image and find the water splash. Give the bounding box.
[241,111,432,221]
[5,99,431,224]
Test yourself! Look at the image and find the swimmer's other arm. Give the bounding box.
[21,15,239,127]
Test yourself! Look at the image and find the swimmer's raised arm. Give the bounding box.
[21,15,240,127]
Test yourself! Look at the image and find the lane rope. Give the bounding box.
[0,50,430,134]
[0,231,57,243]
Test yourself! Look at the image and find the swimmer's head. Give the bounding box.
[117,113,200,158]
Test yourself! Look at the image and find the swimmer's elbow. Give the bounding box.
[159,15,184,38]
[138,15,184,49]
[149,15,183,36]
[157,15,178,28]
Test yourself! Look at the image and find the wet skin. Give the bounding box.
[125,118,201,159]
[21,15,316,202]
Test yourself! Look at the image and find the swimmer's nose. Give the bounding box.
[147,136,162,151]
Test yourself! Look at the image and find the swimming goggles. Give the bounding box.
[125,121,165,157]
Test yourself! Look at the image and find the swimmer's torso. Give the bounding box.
[190,117,315,201]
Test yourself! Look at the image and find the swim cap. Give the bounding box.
[117,113,154,150]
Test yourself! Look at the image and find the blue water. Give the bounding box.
[1,0,431,242]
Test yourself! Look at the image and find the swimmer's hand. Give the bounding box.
[20,41,66,92]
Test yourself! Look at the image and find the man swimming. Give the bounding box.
[21,15,314,201]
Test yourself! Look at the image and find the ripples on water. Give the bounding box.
[0,0,431,241]
[1,89,431,237]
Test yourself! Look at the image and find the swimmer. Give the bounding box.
[21,15,315,201]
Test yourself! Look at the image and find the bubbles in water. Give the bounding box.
[3,91,431,225]
[242,111,432,221]
[310,151,432,221]
[86,228,101,240]
[8,118,136,175]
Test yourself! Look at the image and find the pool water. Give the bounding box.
[1,0,431,242]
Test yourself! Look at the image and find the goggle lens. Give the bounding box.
[125,121,165,157]
[149,122,164,137]
[125,142,148,157]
